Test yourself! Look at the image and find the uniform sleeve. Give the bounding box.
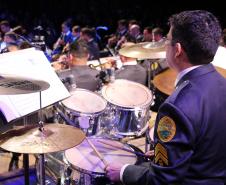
[122,102,196,185]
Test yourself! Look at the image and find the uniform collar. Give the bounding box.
[175,65,201,87]
[175,63,215,88]
[122,61,137,66]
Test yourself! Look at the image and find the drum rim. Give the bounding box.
[61,88,107,115]
[64,137,138,175]
[101,79,153,109]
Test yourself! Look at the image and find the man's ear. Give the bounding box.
[175,42,182,58]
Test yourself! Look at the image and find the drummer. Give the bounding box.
[105,10,226,185]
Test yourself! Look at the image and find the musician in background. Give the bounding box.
[51,21,74,58]
[0,20,13,52]
[107,19,128,50]
[79,27,100,60]
[2,32,19,52]
[152,27,165,42]
[142,26,153,42]
[104,42,147,86]
[57,41,99,92]
[106,10,226,185]
[0,20,12,37]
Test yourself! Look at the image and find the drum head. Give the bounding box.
[65,138,137,174]
[101,79,153,109]
[62,88,107,114]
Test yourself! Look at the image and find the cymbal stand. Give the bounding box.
[145,59,158,152]
[22,115,30,185]
[38,91,46,185]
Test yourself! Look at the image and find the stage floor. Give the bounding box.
[0,153,37,185]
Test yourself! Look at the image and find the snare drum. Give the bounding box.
[101,79,153,136]
[65,137,138,185]
[57,88,107,136]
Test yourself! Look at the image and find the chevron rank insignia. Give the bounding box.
[157,116,176,142]
[154,143,168,166]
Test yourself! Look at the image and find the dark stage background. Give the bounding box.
[0,0,225,47]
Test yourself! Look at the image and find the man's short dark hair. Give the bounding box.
[169,10,222,65]
[69,41,89,58]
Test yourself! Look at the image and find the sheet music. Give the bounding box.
[0,48,70,122]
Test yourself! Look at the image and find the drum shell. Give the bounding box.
[103,102,151,136]
[101,79,153,137]
[56,89,107,136]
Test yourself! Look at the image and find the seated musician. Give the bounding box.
[105,10,226,185]
[57,40,100,92]
[51,21,74,59]
[104,42,147,86]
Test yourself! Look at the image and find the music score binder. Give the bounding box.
[0,48,70,122]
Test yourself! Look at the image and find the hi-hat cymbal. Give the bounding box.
[0,123,85,154]
[119,41,166,59]
[0,74,50,95]
[152,66,226,96]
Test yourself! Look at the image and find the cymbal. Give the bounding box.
[119,41,166,59]
[0,123,85,154]
[152,68,176,96]
[152,66,226,96]
[0,74,50,95]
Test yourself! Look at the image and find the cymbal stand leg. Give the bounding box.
[23,154,30,185]
[38,91,46,185]
[147,61,151,89]
[23,116,30,185]
[38,91,44,131]
[39,154,46,185]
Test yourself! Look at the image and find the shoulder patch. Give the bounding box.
[157,116,176,142]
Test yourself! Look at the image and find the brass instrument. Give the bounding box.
[88,57,118,70]
[89,62,109,69]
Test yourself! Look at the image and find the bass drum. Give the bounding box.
[101,79,153,137]
[56,88,107,136]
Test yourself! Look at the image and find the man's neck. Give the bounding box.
[71,58,87,66]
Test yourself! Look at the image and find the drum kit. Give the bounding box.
[0,73,153,185]
[0,41,165,185]
[2,41,225,185]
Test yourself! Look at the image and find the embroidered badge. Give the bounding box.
[157,116,176,142]
[154,143,168,166]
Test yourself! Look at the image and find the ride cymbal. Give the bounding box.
[0,123,86,154]
[119,41,166,59]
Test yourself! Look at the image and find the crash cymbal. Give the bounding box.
[0,123,85,154]
[119,41,166,59]
[0,74,50,95]
[152,66,226,96]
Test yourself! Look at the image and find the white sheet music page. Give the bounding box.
[0,48,70,122]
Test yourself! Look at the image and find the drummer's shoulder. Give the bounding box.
[168,80,192,104]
